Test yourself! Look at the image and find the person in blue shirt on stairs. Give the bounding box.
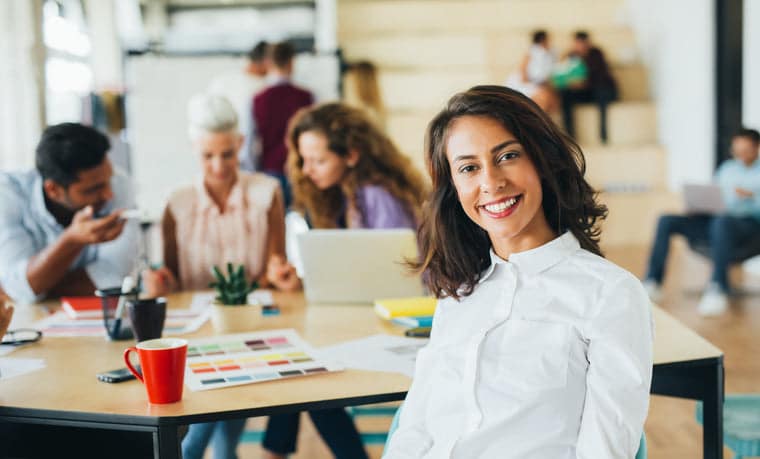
[643,128,760,316]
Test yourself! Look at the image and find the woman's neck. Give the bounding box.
[204,176,237,213]
[491,213,557,260]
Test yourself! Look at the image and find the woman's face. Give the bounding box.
[298,130,354,190]
[196,130,241,188]
[445,115,553,257]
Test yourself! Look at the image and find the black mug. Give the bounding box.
[126,298,167,343]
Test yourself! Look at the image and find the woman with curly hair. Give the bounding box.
[261,103,428,459]
[287,102,427,230]
[384,86,653,458]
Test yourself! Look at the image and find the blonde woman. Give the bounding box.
[143,93,298,459]
[342,61,387,129]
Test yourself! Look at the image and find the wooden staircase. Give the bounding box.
[337,0,679,248]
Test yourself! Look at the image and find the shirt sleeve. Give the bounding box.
[84,174,140,289]
[576,273,653,459]
[0,187,45,305]
[360,186,416,230]
[383,302,443,458]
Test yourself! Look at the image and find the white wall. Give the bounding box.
[626,0,715,189]
[126,53,339,220]
[744,0,760,129]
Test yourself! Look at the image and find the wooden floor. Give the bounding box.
[228,241,758,459]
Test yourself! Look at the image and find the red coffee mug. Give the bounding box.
[124,338,187,404]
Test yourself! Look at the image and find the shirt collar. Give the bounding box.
[30,172,63,229]
[480,231,580,282]
[196,174,243,213]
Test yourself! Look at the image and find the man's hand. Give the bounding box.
[141,266,178,298]
[64,206,127,245]
[266,255,302,292]
[735,187,754,199]
[0,300,14,338]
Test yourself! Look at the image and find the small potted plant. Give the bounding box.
[209,263,261,333]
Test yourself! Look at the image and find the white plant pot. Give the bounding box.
[210,302,262,334]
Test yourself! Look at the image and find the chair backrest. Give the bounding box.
[383,406,647,458]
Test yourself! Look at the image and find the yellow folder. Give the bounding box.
[374,296,437,320]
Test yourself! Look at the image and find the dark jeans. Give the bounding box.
[263,409,368,459]
[560,86,618,143]
[645,214,760,292]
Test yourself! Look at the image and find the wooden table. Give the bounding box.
[651,307,724,459]
[0,293,723,459]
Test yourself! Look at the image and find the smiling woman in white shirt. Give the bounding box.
[384,85,653,459]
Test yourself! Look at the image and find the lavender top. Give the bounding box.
[343,184,416,230]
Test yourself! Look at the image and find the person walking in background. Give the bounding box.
[559,31,618,144]
[343,61,387,129]
[253,42,314,207]
[504,30,558,113]
[208,41,271,172]
[643,128,760,316]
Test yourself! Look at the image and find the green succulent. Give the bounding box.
[209,263,258,306]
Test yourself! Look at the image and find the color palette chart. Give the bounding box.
[184,329,342,391]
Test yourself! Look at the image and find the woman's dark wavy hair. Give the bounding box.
[414,85,608,300]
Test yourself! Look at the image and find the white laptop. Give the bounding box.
[297,229,424,304]
[683,184,726,214]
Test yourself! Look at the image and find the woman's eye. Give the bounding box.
[458,165,477,174]
[498,151,519,162]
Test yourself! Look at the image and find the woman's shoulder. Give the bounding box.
[357,183,416,229]
[166,183,200,210]
[239,171,280,205]
[568,247,638,286]
[238,171,280,190]
[358,183,408,209]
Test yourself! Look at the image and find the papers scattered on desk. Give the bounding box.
[32,308,211,338]
[315,334,427,378]
[0,358,45,380]
[0,345,17,356]
[184,329,341,392]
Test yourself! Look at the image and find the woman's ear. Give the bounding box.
[347,149,360,168]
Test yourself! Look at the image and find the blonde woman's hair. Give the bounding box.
[286,103,428,229]
[343,61,386,128]
[187,93,239,141]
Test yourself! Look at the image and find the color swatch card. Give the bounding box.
[184,329,342,391]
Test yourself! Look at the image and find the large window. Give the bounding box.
[43,0,93,124]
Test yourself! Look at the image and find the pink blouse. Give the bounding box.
[166,172,279,290]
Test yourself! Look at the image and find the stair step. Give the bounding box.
[573,101,657,146]
[342,28,638,71]
[339,0,628,37]
[599,191,682,247]
[379,71,486,111]
[583,144,667,189]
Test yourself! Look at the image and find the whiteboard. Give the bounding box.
[125,53,340,220]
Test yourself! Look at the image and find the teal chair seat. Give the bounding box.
[696,394,760,459]
[383,406,647,458]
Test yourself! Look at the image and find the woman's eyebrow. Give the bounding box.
[451,140,520,163]
[490,139,519,154]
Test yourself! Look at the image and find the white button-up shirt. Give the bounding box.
[385,232,653,459]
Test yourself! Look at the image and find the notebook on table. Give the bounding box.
[683,184,726,214]
[297,229,424,304]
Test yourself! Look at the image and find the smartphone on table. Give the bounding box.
[404,327,431,338]
[97,365,140,383]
